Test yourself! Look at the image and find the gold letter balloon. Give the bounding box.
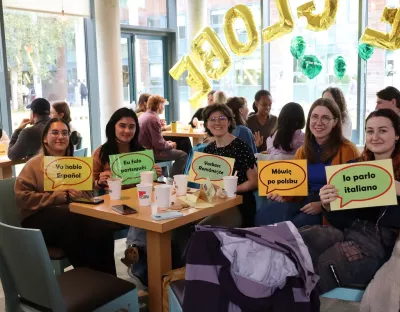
[297,0,339,31]
[361,6,400,50]
[223,4,259,56]
[262,0,294,43]
[191,27,232,80]
[169,55,211,108]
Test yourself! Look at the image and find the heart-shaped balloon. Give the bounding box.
[334,56,346,80]
[358,43,375,61]
[290,36,306,59]
[300,55,322,79]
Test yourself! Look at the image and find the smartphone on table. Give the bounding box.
[112,204,137,215]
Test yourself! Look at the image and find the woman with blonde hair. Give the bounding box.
[213,90,228,104]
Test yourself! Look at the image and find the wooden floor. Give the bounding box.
[0,239,360,312]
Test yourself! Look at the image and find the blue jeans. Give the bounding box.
[255,194,322,228]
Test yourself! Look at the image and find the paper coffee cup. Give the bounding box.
[174,174,188,196]
[107,178,122,200]
[223,176,238,198]
[137,183,152,206]
[154,184,172,210]
[140,171,154,184]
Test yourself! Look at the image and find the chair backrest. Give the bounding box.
[0,221,65,311]
[0,178,20,227]
[74,147,88,157]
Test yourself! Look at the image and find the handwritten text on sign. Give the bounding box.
[109,150,155,185]
[44,157,93,191]
[188,152,235,187]
[258,160,308,196]
[326,159,397,210]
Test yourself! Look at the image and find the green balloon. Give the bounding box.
[300,55,322,79]
[290,36,306,59]
[358,43,375,61]
[334,56,346,80]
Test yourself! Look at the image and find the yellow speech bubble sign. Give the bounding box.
[44,156,93,191]
[258,160,308,196]
[0,143,7,157]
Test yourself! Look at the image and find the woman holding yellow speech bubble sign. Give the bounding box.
[256,98,359,228]
[301,109,400,294]
[15,118,117,275]
[201,103,258,228]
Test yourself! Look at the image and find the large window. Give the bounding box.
[177,0,262,123]
[4,9,92,152]
[208,1,262,102]
[270,0,359,141]
[366,0,400,116]
[119,0,167,27]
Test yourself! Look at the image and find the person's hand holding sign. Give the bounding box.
[319,184,339,212]
[267,193,284,202]
[98,170,112,187]
[300,201,323,215]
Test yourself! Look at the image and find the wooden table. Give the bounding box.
[0,157,26,179]
[70,187,242,312]
[162,130,206,146]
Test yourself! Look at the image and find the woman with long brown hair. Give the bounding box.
[15,118,116,275]
[255,98,359,227]
[303,108,400,294]
[322,87,352,140]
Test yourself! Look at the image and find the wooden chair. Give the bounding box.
[0,221,139,312]
[0,177,70,275]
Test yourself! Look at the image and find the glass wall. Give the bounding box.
[135,38,166,97]
[119,0,167,27]
[177,0,262,123]
[366,0,400,116]
[121,37,131,105]
[175,0,400,145]
[3,9,92,152]
[269,0,359,141]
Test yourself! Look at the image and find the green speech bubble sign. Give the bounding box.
[192,155,233,182]
[328,163,393,208]
[109,150,155,185]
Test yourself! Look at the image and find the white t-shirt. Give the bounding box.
[342,114,353,140]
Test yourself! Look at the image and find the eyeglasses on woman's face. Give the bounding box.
[310,114,336,125]
[207,115,228,124]
[49,130,70,137]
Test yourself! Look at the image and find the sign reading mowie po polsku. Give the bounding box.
[258,160,308,196]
